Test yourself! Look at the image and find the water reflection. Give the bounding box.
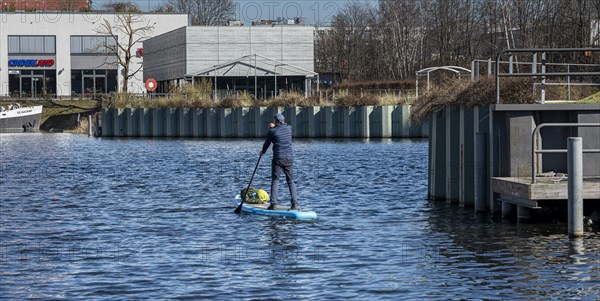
[266,219,297,247]
[569,238,585,256]
[0,134,598,300]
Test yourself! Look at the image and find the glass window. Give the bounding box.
[71,36,115,54]
[20,36,32,53]
[44,70,57,96]
[9,73,20,97]
[8,36,20,53]
[70,69,117,94]
[22,36,42,53]
[96,76,106,93]
[22,75,33,97]
[70,36,82,53]
[107,70,118,92]
[94,36,107,51]
[106,36,117,50]
[45,36,55,53]
[8,36,55,54]
[83,76,94,94]
[82,37,95,53]
[71,70,83,94]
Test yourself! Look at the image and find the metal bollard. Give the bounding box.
[88,115,93,136]
[568,137,583,238]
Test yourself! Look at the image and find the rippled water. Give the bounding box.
[1,134,599,300]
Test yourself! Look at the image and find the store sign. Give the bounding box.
[8,59,55,67]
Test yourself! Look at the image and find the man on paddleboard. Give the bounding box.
[260,113,299,210]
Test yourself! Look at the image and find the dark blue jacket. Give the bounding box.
[262,124,293,160]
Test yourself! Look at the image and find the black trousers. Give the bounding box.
[270,158,298,206]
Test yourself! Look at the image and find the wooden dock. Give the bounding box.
[492,176,600,210]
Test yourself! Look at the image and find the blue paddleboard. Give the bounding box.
[233,195,317,220]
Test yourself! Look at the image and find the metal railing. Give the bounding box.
[496,48,600,104]
[531,123,600,184]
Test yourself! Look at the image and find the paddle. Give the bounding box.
[234,154,262,214]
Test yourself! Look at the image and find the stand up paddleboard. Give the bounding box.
[233,195,317,220]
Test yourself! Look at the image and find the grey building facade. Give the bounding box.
[143,26,316,98]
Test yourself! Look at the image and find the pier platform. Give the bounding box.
[492,176,600,211]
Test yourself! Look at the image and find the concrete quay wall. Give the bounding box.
[428,104,600,214]
[100,105,429,138]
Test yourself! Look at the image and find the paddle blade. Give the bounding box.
[235,154,261,215]
[234,194,245,214]
[234,203,243,214]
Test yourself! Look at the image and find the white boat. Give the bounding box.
[0,103,43,132]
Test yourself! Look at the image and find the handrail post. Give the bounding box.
[495,48,600,105]
[531,123,600,184]
[541,52,546,104]
[495,51,503,104]
[531,124,543,184]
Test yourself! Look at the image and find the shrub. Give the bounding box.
[108,75,593,113]
[335,95,381,106]
[333,80,415,90]
[217,97,242,108]
[410,77,537,123]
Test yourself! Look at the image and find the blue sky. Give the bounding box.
[93,0,378,25]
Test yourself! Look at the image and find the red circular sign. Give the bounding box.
[145,78,157,92]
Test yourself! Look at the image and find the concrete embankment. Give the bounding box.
[428,104,600,220]
[100,105,428,138]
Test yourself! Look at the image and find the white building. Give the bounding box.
[0,12,188,98]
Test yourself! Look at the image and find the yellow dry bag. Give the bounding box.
[257,189,270,202]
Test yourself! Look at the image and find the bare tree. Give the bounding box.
[152,4,175,13]
[95,9,155,92]
[159,0,235,25]
[594,1,600,46]
[318,2,379,81]
[101,1,141,13]
[380,1,427,79]
[315,0,600,83]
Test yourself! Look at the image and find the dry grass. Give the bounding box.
[261,91,306,107]
[577,91,600,104]
[333,80,415,90]
[335,95,378,106]
[377,92,414,105]
[108,90,421,109]
[108,80,213,108]
[410,77,536,123]
[10,99,100,125]
[65,116,90,134]
[542,83,600,102]
[219,91,256,108]
[109,76,598,113]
